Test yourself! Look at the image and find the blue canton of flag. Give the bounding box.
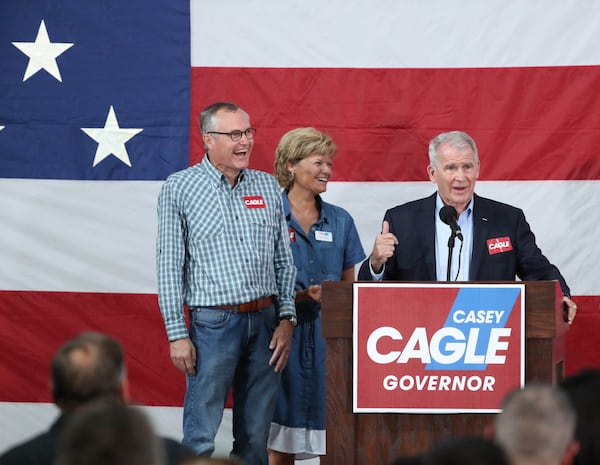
[0,0,190,180]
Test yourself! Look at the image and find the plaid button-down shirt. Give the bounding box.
[157,155,296,341]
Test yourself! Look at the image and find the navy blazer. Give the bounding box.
[358,192,570,296]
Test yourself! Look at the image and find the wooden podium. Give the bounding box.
[321,280,568,465]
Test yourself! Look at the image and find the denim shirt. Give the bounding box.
[282,191,365,316]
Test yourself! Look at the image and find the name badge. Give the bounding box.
[315,230,333,242]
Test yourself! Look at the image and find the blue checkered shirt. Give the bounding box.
[157,155,297,341]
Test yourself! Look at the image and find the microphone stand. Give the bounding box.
[446,230,458,281]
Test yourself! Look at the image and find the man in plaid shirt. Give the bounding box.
[157,102,297,465]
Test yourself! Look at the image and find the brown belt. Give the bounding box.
[216,296,274,313]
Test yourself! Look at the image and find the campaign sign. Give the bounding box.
[353,283,525,413]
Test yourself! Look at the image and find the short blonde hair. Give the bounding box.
[274,127,337,189]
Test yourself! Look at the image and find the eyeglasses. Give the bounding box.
[207,127,257,142]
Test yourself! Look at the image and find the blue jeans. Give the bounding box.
[182,304,281,465]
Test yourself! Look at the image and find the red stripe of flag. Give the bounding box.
[0,291,183,406]
[191,66,600,181]
[1,290,599,405]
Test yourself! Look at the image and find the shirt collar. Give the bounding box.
[282,191,328,224]
[201,153,247,188]
[435,192,474,218]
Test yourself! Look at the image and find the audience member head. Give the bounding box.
[54,398,164,465]
[560,369,600,465]
[494,383,579,465]
[424,436,509,465]
[51,331,127,412]
[274,127,337,190]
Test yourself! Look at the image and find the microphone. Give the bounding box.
[439,205,463,241]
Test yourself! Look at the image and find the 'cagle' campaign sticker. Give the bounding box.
[243,196,266,208]
[487,237,512,255]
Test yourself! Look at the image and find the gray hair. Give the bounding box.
[199,102,249,151]
[494,383,577,465]
[428,131,479,168]
[199,102,248,134]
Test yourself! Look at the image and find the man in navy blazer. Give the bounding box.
[358,131,577,324]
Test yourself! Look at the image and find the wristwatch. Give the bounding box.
[280,314,298,327]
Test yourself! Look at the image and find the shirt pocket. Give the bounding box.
[248,210,277,260]
[187,211,225,241]
[186,215,226,271]
[316,241,344,281]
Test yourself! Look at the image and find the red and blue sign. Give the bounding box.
[353,283,525,413]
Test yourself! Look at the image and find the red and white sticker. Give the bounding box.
[243,196,266,208]
[487,236,513,255]
[289,228,296,242]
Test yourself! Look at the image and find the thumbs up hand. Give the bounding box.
[369,220,399,273]
[381,220,391,235]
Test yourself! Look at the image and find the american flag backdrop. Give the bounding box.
[1,0,599,455]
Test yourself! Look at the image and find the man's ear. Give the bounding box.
[120,376,131,402]
[427,164,436,183]
[560,440,580,465]
[203,133,214,152]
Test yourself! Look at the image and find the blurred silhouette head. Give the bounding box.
[55,398,163,465]
[51,331,128,412]
[560,369,600,465]
[494,383,579,465]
